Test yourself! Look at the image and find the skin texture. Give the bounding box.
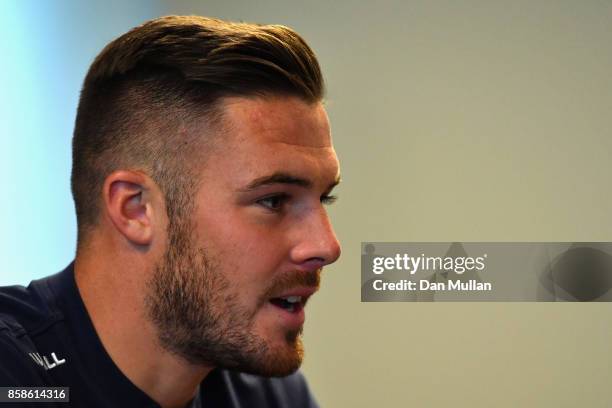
[75,96,341,408]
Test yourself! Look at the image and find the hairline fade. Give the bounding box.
[71,15,325,249]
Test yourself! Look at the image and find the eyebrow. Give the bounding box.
[238,172,341,192]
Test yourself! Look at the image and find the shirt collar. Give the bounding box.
[44,262,161,408]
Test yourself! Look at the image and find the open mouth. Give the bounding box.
[269,296,304,313]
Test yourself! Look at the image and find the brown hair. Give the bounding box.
[71,15,324,246]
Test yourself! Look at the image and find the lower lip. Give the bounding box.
[266,301,305,329]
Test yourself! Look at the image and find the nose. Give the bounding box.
[290,208,341,271]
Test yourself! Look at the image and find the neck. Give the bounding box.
[74,251,213,408]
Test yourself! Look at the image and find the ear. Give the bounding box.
[102,170,160,246]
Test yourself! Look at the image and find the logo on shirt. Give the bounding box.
[29,352,66,370]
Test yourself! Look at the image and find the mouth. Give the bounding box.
[269,295,305,313]
[267,287,316,316]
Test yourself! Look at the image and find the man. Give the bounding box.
[0,15,341,407]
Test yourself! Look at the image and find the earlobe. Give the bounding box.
[103,171,155,246]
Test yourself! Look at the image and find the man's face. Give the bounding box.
[146,96,341,376]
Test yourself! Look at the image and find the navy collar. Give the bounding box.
[42,262,161,407]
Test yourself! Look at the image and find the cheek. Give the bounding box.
[226,236,289,279]
[194,210,290,288]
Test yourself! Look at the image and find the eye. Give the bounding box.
[321,194,338,205]
[257,194,290,212]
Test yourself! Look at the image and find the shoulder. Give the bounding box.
[201,369,319,408]
[0,279,59,335]
[0,322,49,385]
[0,281,58,385]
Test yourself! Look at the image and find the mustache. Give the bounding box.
[263,270,321,300]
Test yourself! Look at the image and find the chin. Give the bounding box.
[246,334,304,377]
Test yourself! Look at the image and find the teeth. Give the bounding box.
[283,296,302,304]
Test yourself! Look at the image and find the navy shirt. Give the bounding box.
[0,263,319,407]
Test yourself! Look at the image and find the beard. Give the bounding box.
[144,216,318,377]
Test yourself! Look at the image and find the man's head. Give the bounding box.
[71,16,341,376]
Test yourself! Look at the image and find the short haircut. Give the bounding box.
[71,15,324,247]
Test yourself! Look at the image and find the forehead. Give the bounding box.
[220,96,332,148]
[201,96,339,186]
